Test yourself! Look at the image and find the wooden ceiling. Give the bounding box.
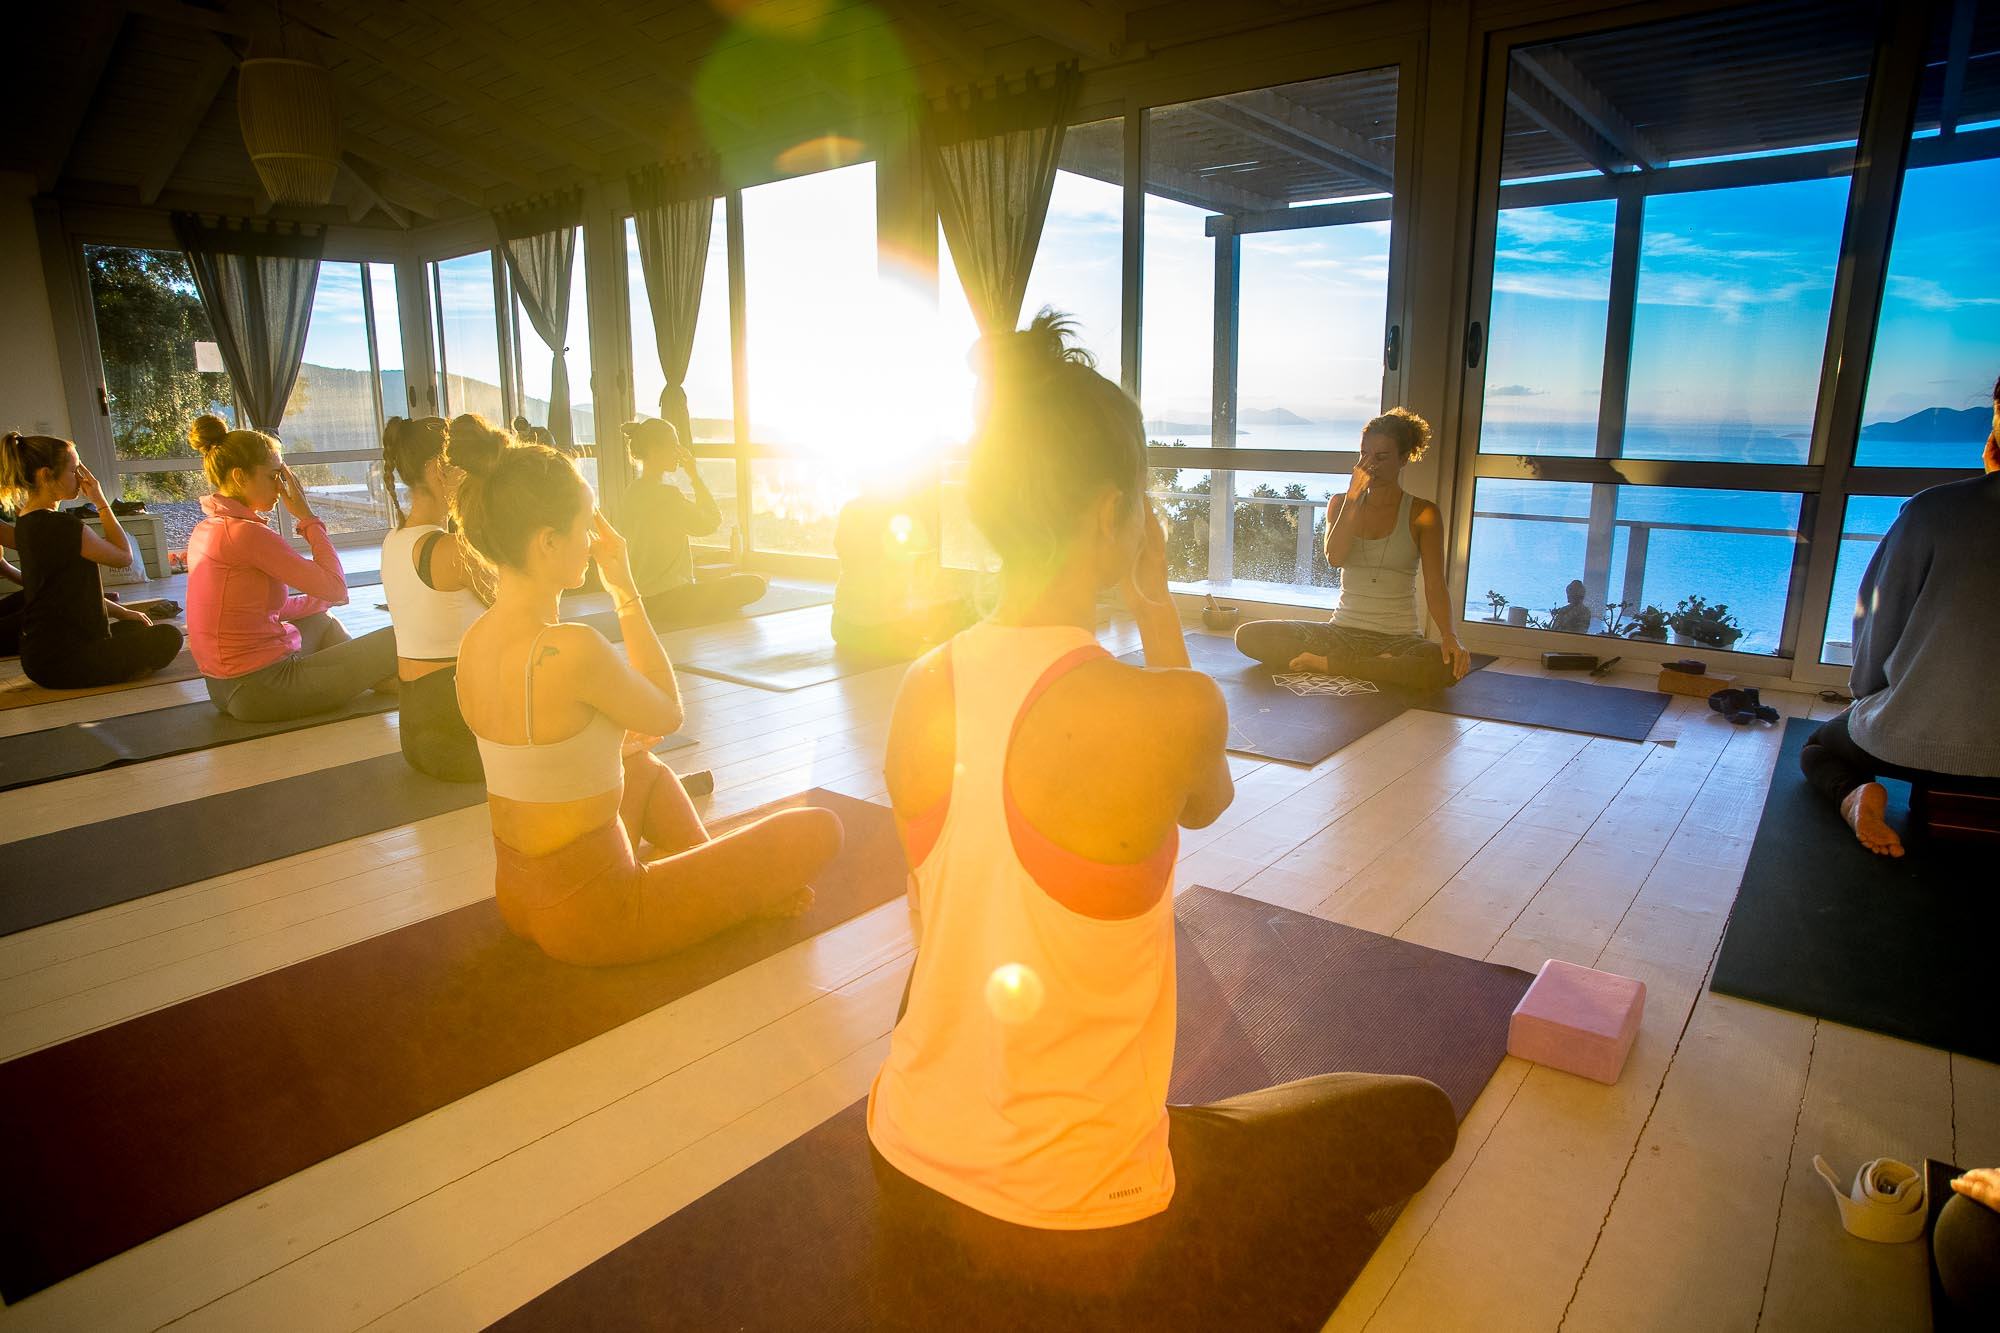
[7,0,1376,231]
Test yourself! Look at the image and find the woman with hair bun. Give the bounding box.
[617,416,766,623]
[867,312,1454,1279]
[184,413,397,721]
[447,416,843,967]
[0,432,183,687]
[378,416,484,781]
[1233,407,1471,691]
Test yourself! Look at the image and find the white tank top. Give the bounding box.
[471,625,625,804]
[868,622,1179,1229]
[1333,491,1422,636]
[380,525,484,660]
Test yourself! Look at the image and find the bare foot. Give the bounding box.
[1288,651,1330,674]
[760,887,815,920]
[1840,783,1905,857]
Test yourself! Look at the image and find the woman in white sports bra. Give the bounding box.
[448,424,844,967]
[379,416,484,782]
[868,312,1456,1294]
[1233,408,1472,691]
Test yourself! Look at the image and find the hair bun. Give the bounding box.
[444,413,508,479]
[188,413,230,452]
[976,308,1094,385]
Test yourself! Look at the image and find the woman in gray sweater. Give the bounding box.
[1801,375,2000,855]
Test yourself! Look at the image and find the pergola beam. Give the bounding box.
[961,0,1125,60]
[1507,75,1631,176]
[1211,88,1394,191]
[1188,101,1393,194]
[1512,48,1661,170]
[138,41,236,204]
[282,0,608,176]
[1939,0,1976,137]
[1064,136,1283,213]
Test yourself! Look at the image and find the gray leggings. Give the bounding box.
[205,613,397,722]
[1235,618,1453,692]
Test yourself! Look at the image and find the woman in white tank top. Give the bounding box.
[446,417,843,967]
[379,417,486,782]
[869,313,1457,1305]
[1234,409,1473,692]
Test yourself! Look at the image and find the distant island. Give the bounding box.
[1144,406,1314,436]
[1859,406,1990,443]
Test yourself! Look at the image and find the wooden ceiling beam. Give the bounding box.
[535,0,751,134]
[960,0,1126,60]
[339,154,410,227]
[1208,89,1394,190]
[874,0,988,84]
[39,8,126,190]
[137,41,237,204]
[343,129,487,207]
[1187,103,1391,194]
[280,0,608,175]
[1506,75,1630,176]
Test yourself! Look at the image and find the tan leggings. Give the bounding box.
[493,751,845,966]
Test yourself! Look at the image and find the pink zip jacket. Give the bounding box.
[186,494,350,678]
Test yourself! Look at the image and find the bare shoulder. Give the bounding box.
[1410,495,1443,527]
[886,642,955,814]
[1066,656,1226,760]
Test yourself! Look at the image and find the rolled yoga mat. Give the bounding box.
[0,790,905,1304]
[670,604,911,693]
[1711,717,2000,1062]
[0,735,694,938]
[495,885,1535,1332]
[0,692,397,792]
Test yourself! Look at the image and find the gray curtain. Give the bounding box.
[630,163,720,450]
[169,214,324,432]
[494,193,584,447]
[925,69,1080,336]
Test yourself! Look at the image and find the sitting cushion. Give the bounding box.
[1508,959,1646,1085]
[1910,784,2000,844]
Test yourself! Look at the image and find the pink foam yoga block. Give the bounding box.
[1508,959,1646,1085]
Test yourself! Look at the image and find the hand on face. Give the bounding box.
[74,461,106,507]
[276,465,314,521]
[1119,500,1173,614]
[589,508,638,597]
[1347,459,1374,498]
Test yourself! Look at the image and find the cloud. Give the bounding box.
[1487,384,1547,397]
[1641,231,1794,263]
[1887,274,2000,312]
[1497,209,1613,246]
[1493,272,1615,302]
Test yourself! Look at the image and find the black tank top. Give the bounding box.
[16,509,109,653]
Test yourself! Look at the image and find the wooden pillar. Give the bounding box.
[1208,222,1240,585]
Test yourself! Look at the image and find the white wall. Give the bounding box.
[0,171,75,440]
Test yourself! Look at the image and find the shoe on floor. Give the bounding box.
[680,769,715,799]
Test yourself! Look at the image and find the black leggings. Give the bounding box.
[1800,710,2000,807]
[0,588,20,657]
[868,1072,1456,1318]
[642,574,768,626]
[21,619,185,690]
[1234,618,1454,692]
[399,664,482,783]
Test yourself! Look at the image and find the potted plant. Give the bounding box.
[1624,604,1669,642]
[1600,601,1630,638]
[1484,589,1508,623]
[1667,595,1743,649]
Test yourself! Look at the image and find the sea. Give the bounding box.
[1144,417,1987,657]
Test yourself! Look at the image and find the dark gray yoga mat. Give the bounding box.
[0,693,397,793]
[1711,718,2000,1062]
[1428,665,1669,742]
[0,734,694,937]
[495,886,1534,1332]
[672,605,910,693]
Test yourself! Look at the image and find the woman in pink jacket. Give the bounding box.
[184,414,396,721]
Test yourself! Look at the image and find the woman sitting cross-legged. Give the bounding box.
[0,433,184,688]
[448,425,843,967]
[867,312,1456,1293]
[185,414,398,721]
[379,415,485,782]
[617,416,766,625]
[1233,408,1472,691]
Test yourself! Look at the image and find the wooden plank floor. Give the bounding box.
[0,599,1979,1331]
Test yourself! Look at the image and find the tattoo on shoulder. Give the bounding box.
[535,644,560,668]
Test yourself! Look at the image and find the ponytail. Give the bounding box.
[0,432,72,507]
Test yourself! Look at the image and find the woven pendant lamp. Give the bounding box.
[238,56,340,205]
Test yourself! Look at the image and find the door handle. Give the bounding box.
[1464,320,1484,369]
[1384,323,1401,372]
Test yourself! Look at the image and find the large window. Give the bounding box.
[509,229,593,453]
[1140,67,1402,598]
[626,209,732,443]
[430,250,505,421]
[1464,2,1881,660]
[284,262,404,534]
